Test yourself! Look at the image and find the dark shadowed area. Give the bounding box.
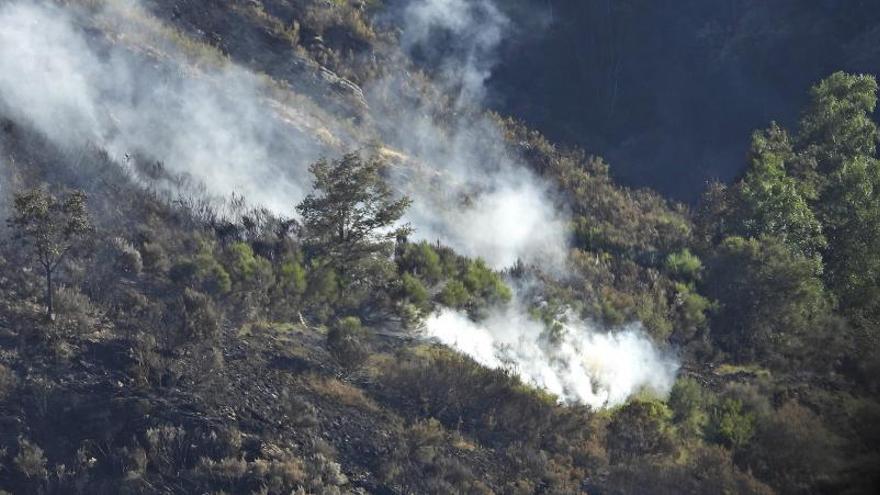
[485,0,880,201]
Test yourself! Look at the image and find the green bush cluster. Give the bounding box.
[396,240,512,319]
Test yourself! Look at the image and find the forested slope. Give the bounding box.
[0,1,878,494]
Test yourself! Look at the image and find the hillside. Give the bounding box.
[486,0,880,201]
[1,1,879,494]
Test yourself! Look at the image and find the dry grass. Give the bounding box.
[715,363,772,378]
[302,373,379,412]
[66,0,229,68]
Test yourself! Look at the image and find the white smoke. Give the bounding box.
[400,0,506,106]
[0,0,679,407]
[374,0,568,270]
[425,306,679,408]
[376,106,570,269]
[0,0,338,212]
[394,0,678,407]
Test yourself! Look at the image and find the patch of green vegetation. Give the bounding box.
[715,363,772,378]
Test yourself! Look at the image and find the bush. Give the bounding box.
[379,347,593,451]
[181,289,220,341]
[14,437,47,480]
[140,241,170,273]
[438,280,469,308]
[0,363,17,401]
[110,237,143,275]
[400,272,430,311]
[606,400,675,463]
[195,252,233,296]
[282,390,319,430]
[663,249,703,281]
[128,332,163,387]
[708,398,755,449]
[53,285,98,334]
[145,425,191,476]
[326,316,368,371]
[742,402,842,493]
[667,377,709,437]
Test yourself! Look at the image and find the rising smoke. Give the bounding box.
[390,0,678,405]
[426,305,679,408]
[374,0,569,269]
[0,0,338,212]
[0,0,678,407]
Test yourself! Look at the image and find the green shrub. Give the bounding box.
[227,242,272,287]
[607,399,675,463]
[709,398,755,449]
[399,241,443,283]
[277,259,307,298]
[195,251,232,295]
[667,377,709,437]
[672,283,711,343]
[663,249,703,281]
[305,262,340,321]
[170,250,232,296]
[400,273,430,310]
[463,259,512,304]
[438,280,469,308]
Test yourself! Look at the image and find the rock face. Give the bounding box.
[148,0,370,120]
[319,66,369,113]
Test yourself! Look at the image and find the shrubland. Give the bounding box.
[0,1,878,494]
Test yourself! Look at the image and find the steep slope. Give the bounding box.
[1,2,879,495]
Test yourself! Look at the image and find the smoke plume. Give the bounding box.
[388,0,678,406]
[0,0,338,212]
[0,0,679,407]
[425,306,679,408]
[375,0,568,269]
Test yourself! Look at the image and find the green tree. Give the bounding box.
[399,273,430,311]
[8,188,90,320]
[742,402,842,493]
[797,72,880,317]
[438,280,469,308]
[702,236,829,364]
[798,72,878,179]
[735,124,825,258]
[820,155,880,315]
[297,153,412,304]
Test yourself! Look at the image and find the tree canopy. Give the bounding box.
[8,188,90,320]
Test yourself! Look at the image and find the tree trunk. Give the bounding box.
[45,266,55,321]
